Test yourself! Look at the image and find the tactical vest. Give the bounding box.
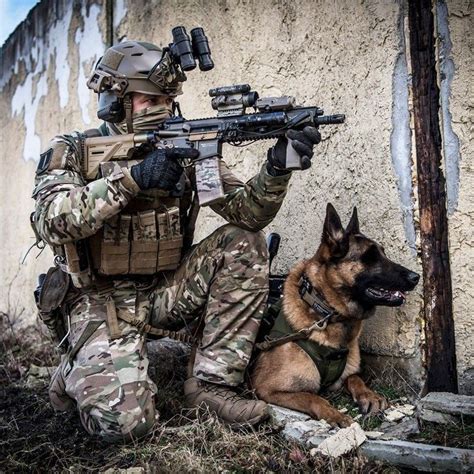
[269,307,349,389]
[63,126,194,288]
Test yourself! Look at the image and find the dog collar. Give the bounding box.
[298,274,341,329]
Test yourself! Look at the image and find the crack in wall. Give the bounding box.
[436,0,461,216]
[390,1,416,254]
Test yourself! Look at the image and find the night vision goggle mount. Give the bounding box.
[87,26,214,98]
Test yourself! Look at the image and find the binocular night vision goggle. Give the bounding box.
[170,26,214,72]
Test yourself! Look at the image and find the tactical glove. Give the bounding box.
[267,126,322,176]
[131,147,199,191]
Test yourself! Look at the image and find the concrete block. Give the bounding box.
[420,392,474,416]
[419,408,457,424]
[360,439,474,472]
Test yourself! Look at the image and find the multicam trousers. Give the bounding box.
[49,224,269,442]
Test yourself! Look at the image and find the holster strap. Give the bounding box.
[106,296,122,339]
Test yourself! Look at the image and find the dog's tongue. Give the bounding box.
[390,290,406,302]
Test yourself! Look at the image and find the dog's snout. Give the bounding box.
[406,271,420,286]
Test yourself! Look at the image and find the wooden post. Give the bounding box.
[408,0,458,392]
[105,0,114,47]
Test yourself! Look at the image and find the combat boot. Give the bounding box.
[183,376,268,427]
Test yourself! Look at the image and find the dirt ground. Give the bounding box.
[0,315,387,473]
[1,315,471,473]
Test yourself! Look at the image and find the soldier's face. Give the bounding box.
[132,93,174,113]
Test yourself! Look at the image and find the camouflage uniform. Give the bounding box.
[33,133,291,442]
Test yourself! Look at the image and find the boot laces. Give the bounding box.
[200,381,249,403]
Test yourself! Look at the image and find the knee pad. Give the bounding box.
[79,384,158,443]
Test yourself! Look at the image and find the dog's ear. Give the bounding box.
[346,207,360,235]
[321,203,349,259]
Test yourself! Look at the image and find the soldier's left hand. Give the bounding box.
[267,126,322,176]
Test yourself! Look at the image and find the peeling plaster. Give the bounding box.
[10,5,73,162]
[75,3,105,125]
[390,5,416,253]
[114,0,127,30]
[436,0,461,216]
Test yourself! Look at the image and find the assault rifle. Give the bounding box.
[84,84,345,206]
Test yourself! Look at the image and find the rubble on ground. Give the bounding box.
[267,393,474,471]
[310,423,367,458]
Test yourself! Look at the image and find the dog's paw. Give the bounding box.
[320,407,354,428]
[356,390,388,415]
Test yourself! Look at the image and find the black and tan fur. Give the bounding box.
[251,203,419,427]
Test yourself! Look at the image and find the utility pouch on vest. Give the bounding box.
[130,210,159,274]
[99,214,131,275]
[157,206,183,271]
[35,266,70,351]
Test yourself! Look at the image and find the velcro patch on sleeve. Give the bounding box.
[36,148,53,175]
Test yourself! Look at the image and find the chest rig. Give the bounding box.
[64,127,193,288]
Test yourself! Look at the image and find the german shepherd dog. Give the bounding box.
[251,204,419,427]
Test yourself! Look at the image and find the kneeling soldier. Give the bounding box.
[32,40,320,442]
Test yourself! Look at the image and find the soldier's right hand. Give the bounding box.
[130,147,199,191]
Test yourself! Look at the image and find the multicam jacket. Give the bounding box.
[32,127,292,280]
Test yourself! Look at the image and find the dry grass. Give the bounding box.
[0,314,396,473]
[25,313,474,472]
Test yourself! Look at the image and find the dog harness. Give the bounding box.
[257,274,349,389]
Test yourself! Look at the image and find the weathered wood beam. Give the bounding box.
[407,0,458,392]
[105,0,114,47]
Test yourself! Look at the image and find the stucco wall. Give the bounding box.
[441,0,473,394]
[0,0,471,392]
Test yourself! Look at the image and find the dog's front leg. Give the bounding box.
[345,374,388,415]
[268,391,353,428]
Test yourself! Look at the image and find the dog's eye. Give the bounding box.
[361,245,379,264]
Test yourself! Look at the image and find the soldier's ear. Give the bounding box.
[346,207,360,235]
[321,203,349,259]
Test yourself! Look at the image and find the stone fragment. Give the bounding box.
[419,392,474,416]
[339,407,348,414]
[283,420,332,443]
[397,404,416,416]
[419,408,457,424]
[384,408,406,422]
[268,404,311,427]
[380,418,420,440]
[353,414,362,420]
[364,431,384,439]
[311,422,367,458]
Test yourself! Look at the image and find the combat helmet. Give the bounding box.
[87,40,186,126]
